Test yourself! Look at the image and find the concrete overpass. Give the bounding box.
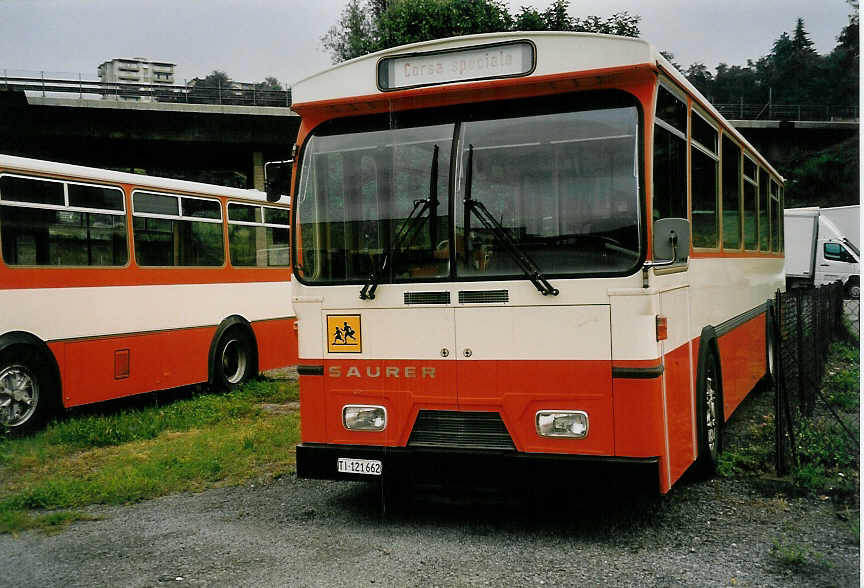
[727,119,858,165]
[0,91,299,190]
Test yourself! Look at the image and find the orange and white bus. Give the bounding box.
[0,154,297,431]
[287,33,784,493]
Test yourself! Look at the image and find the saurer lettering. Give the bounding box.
[328,366,436,378]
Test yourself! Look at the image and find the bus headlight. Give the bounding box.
[342,405,387,431]
[536,410,589,438]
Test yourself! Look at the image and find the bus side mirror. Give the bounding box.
[264,160,293,202]
[653,217,690,263]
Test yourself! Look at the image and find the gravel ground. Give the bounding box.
[1,386,858,587]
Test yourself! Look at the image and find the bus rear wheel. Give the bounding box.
[0,348,52,433]
[212,328,256,391]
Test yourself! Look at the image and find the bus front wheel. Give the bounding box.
[212,327,256,392]
[696,348,723,473]
[0,348,54,433]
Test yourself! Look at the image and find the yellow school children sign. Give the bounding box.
[327,315,362,353]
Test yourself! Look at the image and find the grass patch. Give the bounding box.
[822,343,860,412]
[793,342,860,496]
[0,509,101,536]
[770,536,829,572]
[717,412,776,478]
[0,378,300,535]
[717,341,859,499]
[793,415,859,495]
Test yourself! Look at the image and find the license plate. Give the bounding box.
[337,458,382,476]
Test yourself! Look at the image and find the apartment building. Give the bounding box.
[97,58,175,102]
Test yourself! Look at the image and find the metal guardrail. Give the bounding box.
[715,103,859,122]
[0,74,292,107]
[1,74,858,119]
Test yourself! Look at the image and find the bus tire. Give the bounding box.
[696,342,723,474]
[211,326,257,392]
[0,346,56,433]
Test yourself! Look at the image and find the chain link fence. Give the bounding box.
[772,282,858,476]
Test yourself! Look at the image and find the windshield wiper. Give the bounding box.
[463,144,559,296]
[360,144,440,300]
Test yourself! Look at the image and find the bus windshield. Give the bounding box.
[294,93,642,285]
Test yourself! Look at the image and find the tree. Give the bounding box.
[322,0,640,63]
[684,63,712,98]
[255,77,287,106]
[257,77,283,91]
[709,62,761,104]
[375,0,512,52]
[751,19,824,105]
[189,70,233,104]
[659,51,682,72]
[791,17,817,54]
[540,0,574,31]
[321,0,377,63]
[571,12,640,37]
[200,70,232,88]
[825,3,859,106]
[512,5,548,31]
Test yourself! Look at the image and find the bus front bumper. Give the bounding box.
[296,443,659,485]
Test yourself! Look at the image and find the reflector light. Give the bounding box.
[656,315,668,341]
[535,410,589,439]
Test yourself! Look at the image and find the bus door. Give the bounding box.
[658,282,696,486]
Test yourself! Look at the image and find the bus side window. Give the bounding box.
[758,168,770,251]
[652,125,686,222]
[691,112,719,249]
[721,136,741,250]
[133,191,224,267]
[0,175,127,266]
[742,156,758,250]
[778,186,784,252]
[653,87,687,223]
[227,203,291,267]
[770,179,781,252]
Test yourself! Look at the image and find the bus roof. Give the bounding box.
[292,31,656,104]
[292,31,783,181]
[0,153,289,205]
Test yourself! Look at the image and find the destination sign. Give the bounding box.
[377,41,535,91]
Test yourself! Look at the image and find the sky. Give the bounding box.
[0,0,855,86]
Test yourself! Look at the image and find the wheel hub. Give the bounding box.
[221,339,248,385]
[0,365,39,427]
[705,375,718,455]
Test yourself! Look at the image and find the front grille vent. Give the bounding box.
[458,289,509,304]
[408,410,516,451]
[404,291,451,305]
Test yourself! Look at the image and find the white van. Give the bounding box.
[785,207,860,298]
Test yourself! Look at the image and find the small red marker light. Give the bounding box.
[656,315,668,341]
